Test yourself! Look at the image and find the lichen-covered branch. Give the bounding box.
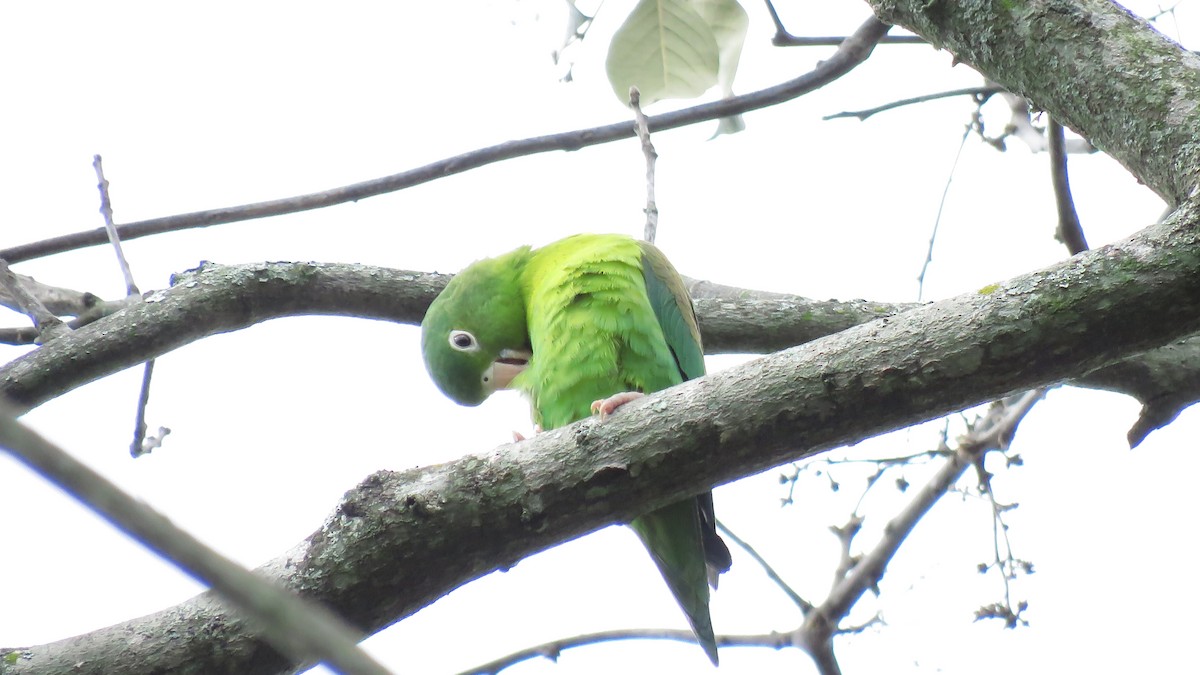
[868,0,1200,205]
[8,178,1200,675]
[2,256,1198,442]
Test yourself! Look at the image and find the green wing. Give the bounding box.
[638,240,705,381]
[635,240,731,666]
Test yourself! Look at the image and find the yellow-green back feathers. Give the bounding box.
[517,234,683,430]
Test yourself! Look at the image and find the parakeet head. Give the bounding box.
[421,248,533,406]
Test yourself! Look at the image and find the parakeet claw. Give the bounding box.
[512,425,542,442]
[590,391,645,420]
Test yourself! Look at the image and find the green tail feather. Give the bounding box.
[631,499,720,665]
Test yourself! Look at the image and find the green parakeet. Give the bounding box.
[421,233,732,664]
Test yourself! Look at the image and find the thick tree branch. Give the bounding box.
[1,257,1196,441]
[8,187,1200,674]
[0,18,890,266]
[868,0,1200,205]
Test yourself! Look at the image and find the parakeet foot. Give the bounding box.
[590,392,645,420]
[512,425,542,442]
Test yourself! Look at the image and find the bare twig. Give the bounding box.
[717,520,814,613]
[796,389,1046,664]
[1049,119,1089,255]
[458,627,796,675]
[0,260,69,342]
[763,2,922,47]
[824,86,1005,121]
[628,87,659,244]
[828,515,866,594]
[916,122,972,301]
[92,155,162,455]
[92,155,139,296]
[0,18,892,265]
[0,403,393,675]
[130,359,171,457]
[833,615,883,636]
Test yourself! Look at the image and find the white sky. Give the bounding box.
[2,2,1197,674]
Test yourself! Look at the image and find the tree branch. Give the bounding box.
[797,390,1044,657]
[762,4,923,47]
[868,0,1200,204]
[0,272,102,319]
[1,256,1197,441]
[0,403,391,675]
[459,625,800,675]
[0,18,890,266]
[1049,119,1089,255]
[823,86,1004,121]
[7,188,1200,674]
[0,261,68,342]
[717,521,814,613]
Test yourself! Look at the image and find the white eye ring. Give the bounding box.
[449,330,479,352]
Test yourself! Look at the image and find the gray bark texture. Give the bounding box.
[5,1,1200,673]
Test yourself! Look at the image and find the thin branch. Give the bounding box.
[833,615,883,636]
[1048,119,1089,255]
[824,86,1005,121]
[798,390,1046,651]
[716,520,814,613]
[0,17,892,265]
[0,403,392,675]
[0,260,69,342]
[130,359,170,457]
[775,34,925,47]
[916,122,972,301]
[92,155,162,456]
[457,628,709,675]
[971,440,1033,629]
[92,155,140,296]
[828,515,866,595]
[0,273,101,318]
[0,296,134,346]
[458,627,796,675]
[763,3,923,47]
[629,87,659,244]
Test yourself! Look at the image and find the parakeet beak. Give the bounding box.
[487,348,531,390]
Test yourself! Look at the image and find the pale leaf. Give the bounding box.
[605,0,719,106]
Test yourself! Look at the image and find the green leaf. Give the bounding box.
[690,0,747,98]
[691,0,749,136]
[605,0,719,106]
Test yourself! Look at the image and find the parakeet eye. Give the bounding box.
[449,330,478,352]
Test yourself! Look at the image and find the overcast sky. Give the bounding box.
[2,2,1197,674]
